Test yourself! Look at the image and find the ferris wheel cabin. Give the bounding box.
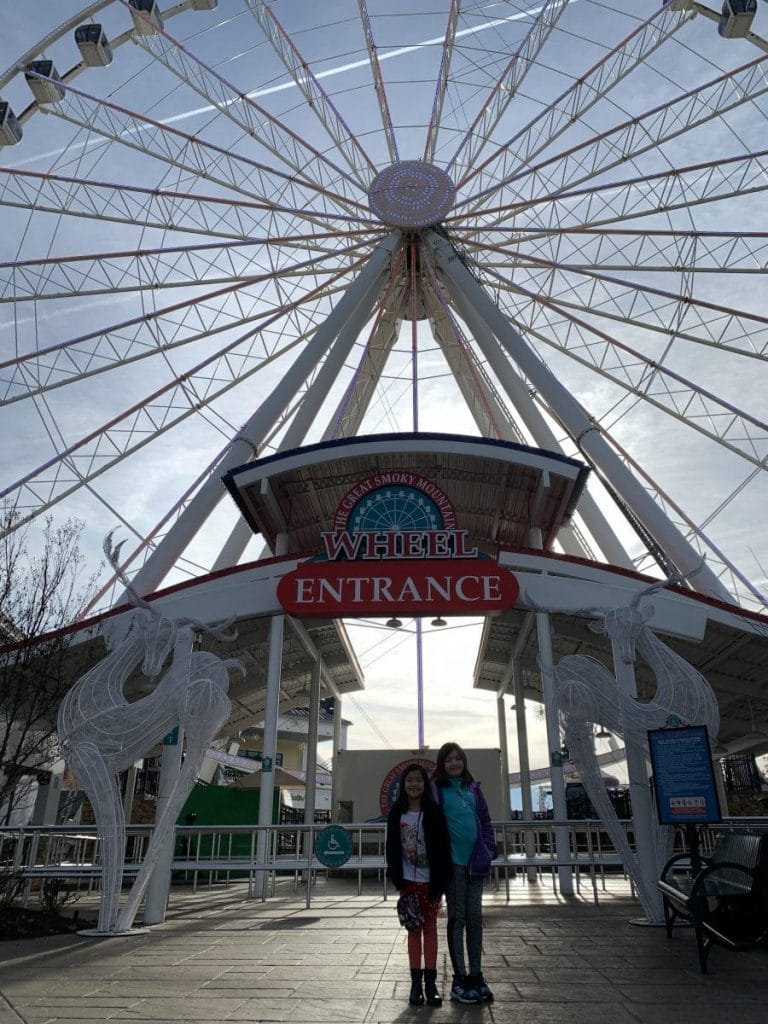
[718,0,757,37]
[74,25,113,67]
[24,61,65,105]
[128,0,164,35]
[0,102,22,147]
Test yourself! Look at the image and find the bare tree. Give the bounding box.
[0,506,98,824]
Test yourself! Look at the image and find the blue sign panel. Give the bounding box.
[648,725,722,825]
[314,825,353,867]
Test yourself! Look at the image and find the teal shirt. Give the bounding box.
[442,778,477,867]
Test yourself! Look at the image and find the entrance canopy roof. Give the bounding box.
[222,432,590,557]
[476,549,768,757]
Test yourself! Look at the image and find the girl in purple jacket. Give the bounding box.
[433,742,498,1004]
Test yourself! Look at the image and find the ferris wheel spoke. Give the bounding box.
[246,0,379,183]
[0,269,357,527]
[130,18,367,206]
[1,244,366,404]
[445,0,568,180]
[356,0,400,165]
[26,69,364,217]
[467,228,768,278]
[0,167,373,242]
[1,230,375,304]
[469,240,768,358]
[464,53,768,221]
[494,282,768,468]
[454,4,691,200]
[421,276,526,444]
[468,148,768,237]
[594,423,767,607]
[422,0,459,165]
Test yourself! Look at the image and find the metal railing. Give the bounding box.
[3,817,766,910]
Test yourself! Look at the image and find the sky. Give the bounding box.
[1,2,767,772]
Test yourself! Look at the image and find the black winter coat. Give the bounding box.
[385,801,452,901]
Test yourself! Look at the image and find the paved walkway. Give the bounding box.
[1,875,767,1024]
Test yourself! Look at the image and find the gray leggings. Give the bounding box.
[445,864,484,977]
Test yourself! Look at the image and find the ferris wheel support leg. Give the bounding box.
[426,229,733,603]
[210,245,400,572]
[429,247,633,570]
[126,232,401,598]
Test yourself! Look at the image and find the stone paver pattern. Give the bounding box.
[1,876,767,1024]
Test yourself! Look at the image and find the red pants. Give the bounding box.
[402,880,440,969]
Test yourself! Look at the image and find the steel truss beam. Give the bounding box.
[247,0,378,186]
[456,4,692,202]
[424,228,733,602]
[126,231,400,595]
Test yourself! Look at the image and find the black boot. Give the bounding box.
[409,968,424,1006]
[424,968,442,1007]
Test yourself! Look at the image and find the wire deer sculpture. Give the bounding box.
[57,533,242,933]
[551,569,720,920]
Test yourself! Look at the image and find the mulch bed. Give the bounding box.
[0,906,96,940]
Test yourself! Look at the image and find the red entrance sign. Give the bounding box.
[277,559,519,617]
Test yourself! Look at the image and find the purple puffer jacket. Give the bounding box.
[433,780,499,878]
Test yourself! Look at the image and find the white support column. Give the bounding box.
[255,595,286,899]
[610,643,664,920]
[511,661,538,882]
[143,728,183,925]
[305,660,321,825]
[331,697,343,822]
[130,232,401,594]
[536,608,574,895]
[425,229,732,602]
[496,696,512,819]
[425,252,633,569]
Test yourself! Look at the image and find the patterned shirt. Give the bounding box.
[400,810,430,882]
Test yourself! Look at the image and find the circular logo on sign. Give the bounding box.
[314,825,353,867]
[350,485,442,533]
[334,473,457,532]
[379,758,437,817]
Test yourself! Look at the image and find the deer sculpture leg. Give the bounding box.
[116,661,233,932]
[66,741,125,933]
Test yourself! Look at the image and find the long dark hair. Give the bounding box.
[391,763,436,814]
[433,742,475,787]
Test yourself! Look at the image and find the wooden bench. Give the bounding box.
[658,830,768,973]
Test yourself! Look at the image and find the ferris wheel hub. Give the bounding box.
[368,161,455,229]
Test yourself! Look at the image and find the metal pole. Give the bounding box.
[305,660,321,825]
[255,548,286,898]
[416,617,425,748]
[511,663,538,882]
[331,697,343,822]
[496,696,511,818]
[536,608,574,896]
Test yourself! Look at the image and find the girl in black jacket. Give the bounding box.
[385,763,452,1006]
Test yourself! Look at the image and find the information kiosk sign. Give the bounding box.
[647,725,721,826]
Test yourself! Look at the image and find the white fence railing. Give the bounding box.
[3,818,767,910]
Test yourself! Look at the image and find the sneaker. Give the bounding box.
[470,973,494,1002]
[450,975,482,1004]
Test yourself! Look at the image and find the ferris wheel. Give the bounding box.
[1,0,766,615]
